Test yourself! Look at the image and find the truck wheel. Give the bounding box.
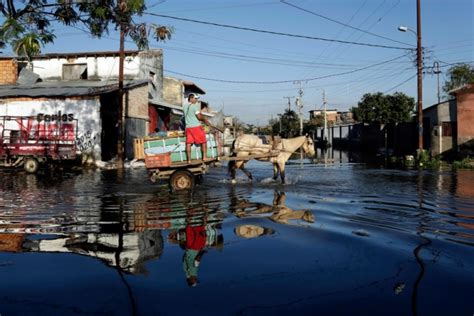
[24,157,39,173]
[169,170,195,192]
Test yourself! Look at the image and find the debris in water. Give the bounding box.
[352,229,370,237]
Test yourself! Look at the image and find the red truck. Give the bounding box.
[0,114,78,173]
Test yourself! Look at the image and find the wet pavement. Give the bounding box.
[0,159,473,315]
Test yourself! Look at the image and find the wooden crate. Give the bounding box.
[145,153,172,168]
[134,138,145,160]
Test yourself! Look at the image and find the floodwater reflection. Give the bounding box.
[230,190,315,226]
[0,166,473,315]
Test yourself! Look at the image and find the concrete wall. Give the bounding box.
[125,85,149,120]
[0,98,102,159]
[137,50,163,100]
[28,50,164,100]
[163,77,183,106]
[31,56,139,81]
[423,100,456,130]
[0,59,18,84]
[431,125,454,156]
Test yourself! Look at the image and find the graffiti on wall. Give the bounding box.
[1,115,76,142]
[76,130,98,152]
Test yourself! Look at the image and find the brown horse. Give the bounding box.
[228,134,315,184]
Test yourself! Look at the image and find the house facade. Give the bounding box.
[0,80,148,161]
[0,50,162,161]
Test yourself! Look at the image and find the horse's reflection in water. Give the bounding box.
[230,190,315,239]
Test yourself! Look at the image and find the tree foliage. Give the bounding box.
[352,92,414,124]
[0,0,172,58]
[269,109,300,138]
[443,64,474,94]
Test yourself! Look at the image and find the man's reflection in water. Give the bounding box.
[166,197,224,287]
[230,190,315,225]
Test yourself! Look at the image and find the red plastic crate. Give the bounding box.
[145,153,171,168]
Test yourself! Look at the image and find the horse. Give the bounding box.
[228,134,315,184]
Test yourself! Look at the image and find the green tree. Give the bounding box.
[303,116,325,135]
[443,64,474,94]
[0,0,172,59]
[352,92,414,124]
[270,109,299,138]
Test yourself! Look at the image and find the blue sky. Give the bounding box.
[2,0,473,124]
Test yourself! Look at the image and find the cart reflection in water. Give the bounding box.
[133,192,224,286]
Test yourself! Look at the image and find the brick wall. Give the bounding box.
[456,85,474,147]
[0,59,18,84]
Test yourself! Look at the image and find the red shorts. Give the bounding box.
[186,126,206,144]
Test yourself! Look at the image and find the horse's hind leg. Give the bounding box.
[241,163,253,181]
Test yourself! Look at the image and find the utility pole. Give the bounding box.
[433,61,441,104]
[294,81,304,136]
[416,0,424,151]
[322,89,328,143]
[117,0,125,169]
[283,96,294,111]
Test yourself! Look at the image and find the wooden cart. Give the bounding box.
[134,132,222,191]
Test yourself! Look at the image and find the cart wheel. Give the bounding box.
[195,174,203,185]
[169,170,195,192]
[24,157,39,174]
[150,173,157,183]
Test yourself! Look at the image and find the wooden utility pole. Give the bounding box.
[117,2,125,168]
[283,96,294,111]
[416,0,423,150]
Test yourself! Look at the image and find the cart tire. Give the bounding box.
[24,157,39,173]
[169,170,195,192]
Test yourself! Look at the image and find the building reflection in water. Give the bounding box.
[0,186,225,286]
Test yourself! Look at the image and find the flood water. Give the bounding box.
[1,159,473,315]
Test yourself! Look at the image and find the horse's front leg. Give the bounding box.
[273,163,279,180]
[278,161,286,184]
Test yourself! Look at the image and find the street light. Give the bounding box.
[398,0,423,151]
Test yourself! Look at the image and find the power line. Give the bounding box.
[144,12,413,51]
[280,0,412,47]
[164,54,409,84]
[384,74,417,93]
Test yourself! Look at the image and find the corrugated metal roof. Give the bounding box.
[0,79,148,98]
[182,80,206,95]
[149,98,183,111]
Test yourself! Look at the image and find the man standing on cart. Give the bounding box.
[183,93,209,164]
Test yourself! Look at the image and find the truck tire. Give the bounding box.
[169,170,195,192]
[24,157,39,173]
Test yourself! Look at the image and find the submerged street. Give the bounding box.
[1,159,473,315]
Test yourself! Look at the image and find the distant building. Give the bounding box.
[308,109,354,125]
